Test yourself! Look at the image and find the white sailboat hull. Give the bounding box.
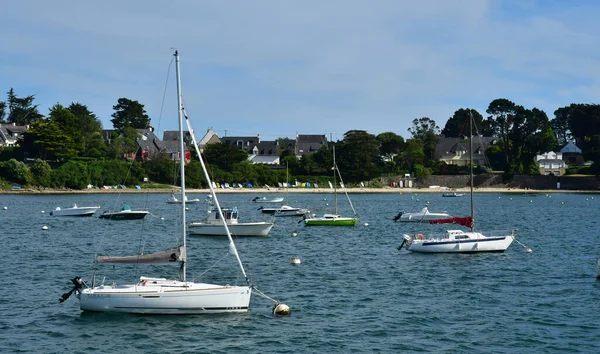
[188,222,274,236]
[79,280,251,314]
[403,231,514,253]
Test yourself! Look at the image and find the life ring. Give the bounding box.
[416,234,425,240]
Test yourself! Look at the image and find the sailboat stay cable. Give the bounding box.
[182,107,249,282]
[335,164,358,217]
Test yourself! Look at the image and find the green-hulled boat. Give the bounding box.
[304,214,358,226]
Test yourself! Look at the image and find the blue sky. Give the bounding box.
[1,0,599,141]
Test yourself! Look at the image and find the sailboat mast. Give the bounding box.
[469,111,474,232]
[175,50,187,281]
[333,145,338,215]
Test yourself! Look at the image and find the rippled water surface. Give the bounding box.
[1,191,599,353]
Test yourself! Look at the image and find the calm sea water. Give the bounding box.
[0,191,599,353]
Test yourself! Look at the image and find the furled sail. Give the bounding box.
[96,246,185,264]
[429,216,473,228]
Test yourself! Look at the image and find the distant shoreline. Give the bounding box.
[1,187,598,194]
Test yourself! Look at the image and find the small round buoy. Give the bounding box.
[3,206,7,210]
[290,256,301,265]
[291,232,297,237]
[364,223,369,226]
[273,303,291,315]
[185,207,189,211]
[42,225,48,230]
[530,200,533,203]
[41,210,45,214]
[509,198,513,200]
[526,248,533,253]
[561,202,565,205]
[160,217,165,220]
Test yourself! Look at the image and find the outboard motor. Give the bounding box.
[58,277,85,303]
[392,212,403,222]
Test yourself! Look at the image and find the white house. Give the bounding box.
[535,151,567,176]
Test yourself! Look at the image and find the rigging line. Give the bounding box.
[252,286,279,304]
[153,55,175,135]
[191,250,230,280]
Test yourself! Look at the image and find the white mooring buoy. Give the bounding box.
[42,225,49,230]
[364,223,369,227]
[273,303,291,315]
[41,210,45,214]
[291,232,297,237]
[290,256,301,265]
[3,206,7,210]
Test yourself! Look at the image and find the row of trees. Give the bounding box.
[1,87,599,189]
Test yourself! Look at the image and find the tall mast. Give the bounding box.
[333,145,338,215]
[175,50,187,281]
[469,111,474,232]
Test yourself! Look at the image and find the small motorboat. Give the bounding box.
[443,192,465,197]
[99,205,149,220]
[252,196,284,203]
[393,207,450,222]
[259,205,309,217]
[50,204,100,217]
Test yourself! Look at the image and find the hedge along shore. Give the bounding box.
[1,186,598,194]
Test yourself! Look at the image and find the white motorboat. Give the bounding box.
[393,207,450,222]
[259,205,309,217]
[442,192,465,197]
[398,113,515,253]
[59,51,267,314]
[50,204,100,217]
[99,205,149,220]
[252,196,284,203]
[189,206,274,236]
[166,194,201,204]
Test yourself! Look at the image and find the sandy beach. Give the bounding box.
[1,186,597,194]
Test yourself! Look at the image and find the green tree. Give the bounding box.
[52,160,90,188]
[111,98,151,132]
[203,143,248,170]
[336,130,382,183]
[29,159,52,187]
[67,102,106,157]
[486,98,518,171]
[407,117,440,166]
[401,139,425,171]
[442,108,491,137]
[376,132,404,162]
[0,101,6,123]
[48,103,80,155]
[551,106,573,145]
[0,158,31,185]
[21,120,77,159]
[6,88,44,125]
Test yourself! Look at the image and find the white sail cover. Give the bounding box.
[96,246,185,264]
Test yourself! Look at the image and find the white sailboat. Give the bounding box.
[59,50,252,314]
[399,113,515,253]
[304,146,358,226]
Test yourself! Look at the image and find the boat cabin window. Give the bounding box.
[455,235,469,240]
